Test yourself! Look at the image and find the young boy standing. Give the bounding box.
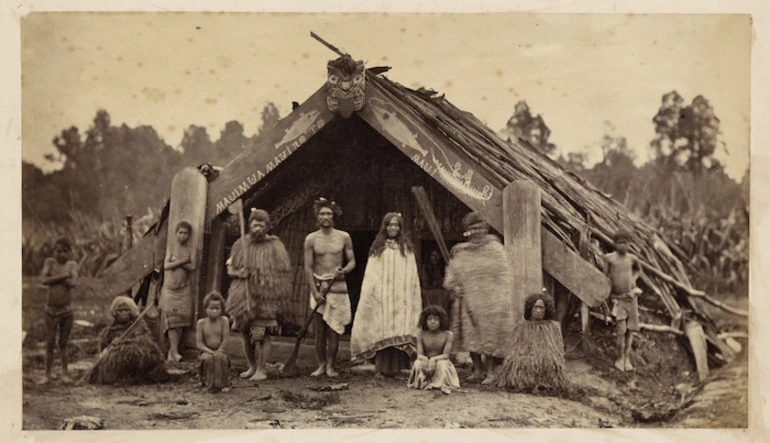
[603,229,643,372]
[39,237,79,384]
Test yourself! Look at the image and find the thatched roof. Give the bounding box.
[364,70,742,364]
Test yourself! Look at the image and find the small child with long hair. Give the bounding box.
[196,291,231,392]
[496,293,567,392]
[407,305,460,395]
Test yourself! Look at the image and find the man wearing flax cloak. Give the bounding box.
[350,212,422,378]
[444,212,516,385]
[226,209,291,381]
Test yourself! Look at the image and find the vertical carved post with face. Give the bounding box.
[326,55,366,118]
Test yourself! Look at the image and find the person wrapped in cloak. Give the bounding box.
[225,208,291,381]
[350,212,422,377]
[496,293,567,392]
[444,212,516,385]
[87,296,166,385]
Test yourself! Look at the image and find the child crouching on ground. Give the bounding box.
[196,291,231,392]
[407,305,460,395]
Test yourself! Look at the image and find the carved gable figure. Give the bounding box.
[326,55,366,118]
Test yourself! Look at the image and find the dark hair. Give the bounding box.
[54,237,72,253]
[613,229,632,243]
[312,197,343,219]
[203,291,225,312]
[249,208,270,224]
[368,212,414,258]
[176,221,192,233]
[523,293,555,321]
[417,305,450,331]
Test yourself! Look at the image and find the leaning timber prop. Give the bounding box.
[411,186,477,329]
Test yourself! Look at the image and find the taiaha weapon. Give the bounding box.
[281,276,336,374]
[228,199,251,313]
[411,186,477,327]
[78,303,154,384]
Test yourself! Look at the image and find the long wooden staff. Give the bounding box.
[78,303,154,384]
[281,277,335,374]
[228,199,251,313]
[411,186,477,327]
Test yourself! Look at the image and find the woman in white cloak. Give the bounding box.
[351,212,423,378]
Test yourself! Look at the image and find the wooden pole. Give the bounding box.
[123,215,133,297]
[503,180,542,321]
[205,216,228,296]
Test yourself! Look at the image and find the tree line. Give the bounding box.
[500,91,749,294]
[22,91,749,294]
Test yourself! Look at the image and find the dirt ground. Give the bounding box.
[21,278,749,430]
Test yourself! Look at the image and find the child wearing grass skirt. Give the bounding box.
[496,293,566,392]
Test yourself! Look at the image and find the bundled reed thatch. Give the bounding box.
[365,71,745,365]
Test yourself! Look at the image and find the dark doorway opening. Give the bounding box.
[345,230,378,335]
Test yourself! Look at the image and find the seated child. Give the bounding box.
[407,305,460,395]
[196,291,231,392]
[496,293,567,392]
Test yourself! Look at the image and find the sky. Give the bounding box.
[21,12,751,179]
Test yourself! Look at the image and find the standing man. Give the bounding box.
[304,198,355,377]
[226,209,291,381]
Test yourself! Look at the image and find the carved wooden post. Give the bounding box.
[205,216,228,296]
[503,180,542,320]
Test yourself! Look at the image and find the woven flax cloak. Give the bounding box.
[443,235,516,358]
[350,246,422,362]
[225,235,292,328]
[87,320,166,385]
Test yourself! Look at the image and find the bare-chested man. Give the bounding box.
[603,229,643,372]
[304,198,355,377]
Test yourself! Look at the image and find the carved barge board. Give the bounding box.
[206,86,338,220]
[358,82,611,305]
[102,87,336,295]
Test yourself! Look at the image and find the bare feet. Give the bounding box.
[250,370,268,381]
[60,375,73,384]
[310,366,326,377]
[221,387,231,393]
[240,367,257,379]
[37,376,51,385]
[624,358,634,371]
[615,359,626,371]
[326,367,339,378]
[481,374,495,385]
[167,351,183,363]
